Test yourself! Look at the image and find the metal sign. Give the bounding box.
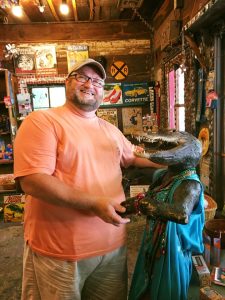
[110,61,128,80]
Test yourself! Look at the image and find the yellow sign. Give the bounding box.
[110,61,128,80]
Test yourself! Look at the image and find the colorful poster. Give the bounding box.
[101,83,122,106]
[35,45,57,75]
[122,82,150,105]
[4,194,25,223]
[14,47,36,74]
[17,93,32,117]
[96,108,118,127]
[122,107,142,135]
[67,45,89,73]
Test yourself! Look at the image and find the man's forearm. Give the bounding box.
[18,173,130,226]
[19,173,94,211]
[133,156,166,169]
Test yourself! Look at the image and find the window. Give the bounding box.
[168,67,185,131]
[168,70,175,129]
[175,68,185,131]
[30,85,66,110]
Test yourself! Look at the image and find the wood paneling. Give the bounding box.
[0,21,150,43]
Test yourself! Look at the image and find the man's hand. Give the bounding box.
[91,198,130,226]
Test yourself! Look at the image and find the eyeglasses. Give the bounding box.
[68,72,104,88]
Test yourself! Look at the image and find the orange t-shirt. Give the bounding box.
[14,103,135,261]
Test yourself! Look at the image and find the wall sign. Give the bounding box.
[101,83,122,106]
[122,82,150,105]
[110,61,128,80]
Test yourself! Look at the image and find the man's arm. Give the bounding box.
[132,156,166,169]
[18,173,130,226]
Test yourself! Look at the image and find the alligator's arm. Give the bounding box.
[120,180,201,224]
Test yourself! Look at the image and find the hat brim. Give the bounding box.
[67,58,106,80]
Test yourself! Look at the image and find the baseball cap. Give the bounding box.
[67,58,106,80]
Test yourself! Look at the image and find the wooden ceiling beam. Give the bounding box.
[71,0,78,21]
[0,21,150,43]
[46,0,60,21]
[89,0,94,21]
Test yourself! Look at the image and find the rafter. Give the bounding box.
[89,0,94,21]
[0,21,150,42]
[46,0,60,21]
[71,0,78,21]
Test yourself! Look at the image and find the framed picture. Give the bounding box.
[35,45,57,75]
[101,83,123,106]
[122,107,142,135]
[14,47,36,75]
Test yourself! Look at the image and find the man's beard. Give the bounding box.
[71,91,102,112]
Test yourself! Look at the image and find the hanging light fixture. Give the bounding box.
[38,0,45,13]
[60,0,69,15]
[38,5,45,13]
[12,1,23,17]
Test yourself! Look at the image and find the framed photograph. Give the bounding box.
[122,107,143,135]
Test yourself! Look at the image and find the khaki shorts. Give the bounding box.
[21,242,128,300]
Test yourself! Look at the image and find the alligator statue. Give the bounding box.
[121,131,205,300]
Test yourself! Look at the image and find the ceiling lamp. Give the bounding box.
[12,2,23,17]
[60,0,69,15]
[38,5,45,13]
[37,0,45,13]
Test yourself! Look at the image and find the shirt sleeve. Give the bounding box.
[14,111,57,179]
[119,133,136,168]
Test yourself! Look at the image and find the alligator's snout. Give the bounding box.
[133,131,202,168]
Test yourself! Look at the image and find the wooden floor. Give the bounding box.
[0,223,23,300]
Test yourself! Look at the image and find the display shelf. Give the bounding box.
[0,160,13,164]
[0,69,17,178]
[0,131,10,136]
[0,189,16,194]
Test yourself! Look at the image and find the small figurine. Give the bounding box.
[121,131,205,300]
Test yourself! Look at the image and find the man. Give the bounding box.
[14,58,163,300]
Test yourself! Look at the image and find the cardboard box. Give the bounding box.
[192,255,211,287]
[200,286,224,300]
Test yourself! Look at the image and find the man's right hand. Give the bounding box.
[91,198,130,226]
